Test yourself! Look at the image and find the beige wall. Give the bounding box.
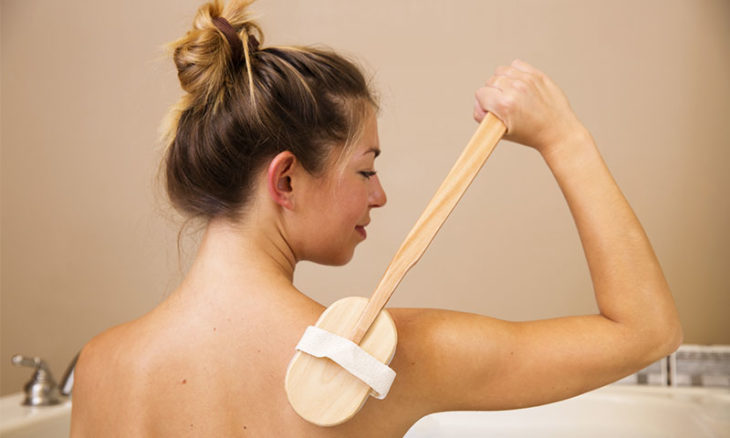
[2,0,728,396]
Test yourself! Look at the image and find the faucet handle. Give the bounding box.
[11,354,61,406]
[12,355,46,370]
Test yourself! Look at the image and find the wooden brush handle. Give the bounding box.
[349,113,506,344]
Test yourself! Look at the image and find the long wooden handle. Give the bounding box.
[348,113,507,343]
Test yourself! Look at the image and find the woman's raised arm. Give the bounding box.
[385,60,682,416]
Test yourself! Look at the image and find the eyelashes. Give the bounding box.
[359,170,377,179]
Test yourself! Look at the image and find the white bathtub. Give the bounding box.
[0,393,71,438]
[405,384,730,438]
[1,385,728,437]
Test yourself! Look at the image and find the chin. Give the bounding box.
[314,249,356,267]
[328,252,355,266]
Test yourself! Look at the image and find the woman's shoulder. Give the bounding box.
[75,305,189,387]
[74,315,156,400]
[71,308,198,435]
[76,320,136,377]
[78,309,152,361]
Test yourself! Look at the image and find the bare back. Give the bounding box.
[71,290,434,437]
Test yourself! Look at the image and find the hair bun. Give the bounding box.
[167,0,263,101]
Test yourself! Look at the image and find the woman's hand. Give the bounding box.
[473,59,585,155]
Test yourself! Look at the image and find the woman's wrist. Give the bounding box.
[539,125,596,169]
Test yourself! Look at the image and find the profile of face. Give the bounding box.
[288,110,387,266]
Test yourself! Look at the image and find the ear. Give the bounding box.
[266,151,296,209]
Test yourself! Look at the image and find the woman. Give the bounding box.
[71,0,682,436]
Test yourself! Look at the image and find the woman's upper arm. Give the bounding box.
[387,306,659,414]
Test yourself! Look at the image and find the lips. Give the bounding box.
[355,225,367,239]
[355,218,370,239]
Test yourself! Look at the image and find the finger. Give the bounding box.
[511,59,545,78]
[473,96,487,122]
[486,65,512,83]
[486,74,512,92]
[495,65,534,85]
[474,86,508,129]
[488,66,539,100]
[474,87,490,116]
[485,73,501,88]
[475,86,501,109]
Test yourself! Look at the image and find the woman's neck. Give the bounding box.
[201,217,297,281]
[169,215,301,309]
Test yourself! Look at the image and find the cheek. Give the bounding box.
[341,192,368,222]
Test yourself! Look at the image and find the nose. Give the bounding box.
[369,175,387,208]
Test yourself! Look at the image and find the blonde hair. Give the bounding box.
[162,0,377,220]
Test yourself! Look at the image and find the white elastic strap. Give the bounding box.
[295,326,396,399]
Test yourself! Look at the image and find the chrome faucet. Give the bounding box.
[11,352,78,406]
[11,355,61,406]
[59,352,79,396]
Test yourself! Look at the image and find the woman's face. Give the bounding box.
[293,111,387,265]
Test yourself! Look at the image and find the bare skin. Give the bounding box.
[71,60,682,437]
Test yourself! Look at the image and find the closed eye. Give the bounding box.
[359,171,377,179]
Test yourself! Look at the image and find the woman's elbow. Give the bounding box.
[645,310,683,361]
[646,284,683,358]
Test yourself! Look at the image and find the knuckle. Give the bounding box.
[503,93,517,106]
[512,79,527,91]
